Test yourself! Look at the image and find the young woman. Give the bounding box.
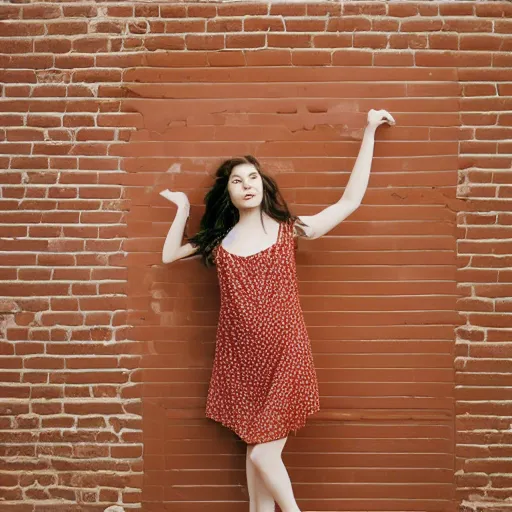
[160,108,395,512]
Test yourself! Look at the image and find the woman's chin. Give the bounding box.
[238,198,261,209]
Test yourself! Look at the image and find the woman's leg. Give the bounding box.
[246,444,275,512]
[249,436,301,512]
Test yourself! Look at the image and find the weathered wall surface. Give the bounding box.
[0,1,510,511]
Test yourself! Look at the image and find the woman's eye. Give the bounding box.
[232,176,257,184]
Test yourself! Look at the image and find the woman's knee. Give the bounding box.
[249,437,287,469]
[249,445,270,470]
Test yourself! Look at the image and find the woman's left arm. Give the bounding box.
[297,108,395,240]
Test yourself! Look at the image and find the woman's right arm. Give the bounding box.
[160,190,200,264]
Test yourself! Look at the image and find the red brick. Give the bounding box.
[476,3,512,17]
[160,5,188,18]
[218,4,266,17]
[0,114,24,126]
[72,37,109,53]
[46,21,88,35]
[227,33,266,49]
[34,39,71,54]
[372,19,399,31]
[145,35,185,51]
[460,35,506,51]
[286,18,325,32]
[291,50,332,67]
[344,3,386,15]
[6,128,44,142]
[245,17,285,32]
[440,3,475,16]
[11,156,49,169]
[267,33,311,48]
[326,17,371,31]
[307,3,342,16]
[63,114,95,128]
[206,18,243,33]
[94,21,124,34]
[75,129,115,142]
[62,5,97,17]
[429,33,459,50]
[0,22,44,37]
[0,5,21,20]
[72,69,121,83]
[32,85,66,98]
[185,34,224,51]
[27,115,61,128]
[107,5,133,17]
[2,39,32,53]
[22,4,60,19]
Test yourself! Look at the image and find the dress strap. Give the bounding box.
[212,244,219,264]
[290,217,298,237]
[278,220,285,243]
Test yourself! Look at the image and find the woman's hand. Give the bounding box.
[159,189,190,213]
[367,109,395,129]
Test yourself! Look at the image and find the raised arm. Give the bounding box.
[160,189,199,264]
[297,109,395,240]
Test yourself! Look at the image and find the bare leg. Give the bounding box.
[249,436,300,512]
[246,444,275,512]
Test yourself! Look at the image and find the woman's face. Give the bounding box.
[227,163,263,210]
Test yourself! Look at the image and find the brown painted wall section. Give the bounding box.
[0,1,510,511]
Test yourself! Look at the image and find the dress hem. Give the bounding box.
[205,404,321,445]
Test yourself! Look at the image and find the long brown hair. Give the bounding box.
[185,155,308,267]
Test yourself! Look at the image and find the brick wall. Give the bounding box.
[0,1,510,511]
[455,2,512,510]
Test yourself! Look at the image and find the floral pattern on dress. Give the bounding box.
[205,218,320,444]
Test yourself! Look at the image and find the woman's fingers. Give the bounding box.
[160,189,179,203]
[159,189,172,200]
[368,109,396,127]
[160,189,190,209]
[382,111,395,125]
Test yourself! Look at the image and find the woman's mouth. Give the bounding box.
[243,194,255,200]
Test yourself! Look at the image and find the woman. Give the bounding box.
[160,108,395,512]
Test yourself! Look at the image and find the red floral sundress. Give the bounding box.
[205,218,320,444]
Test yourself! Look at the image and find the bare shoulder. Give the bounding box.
[292,215,316,240]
